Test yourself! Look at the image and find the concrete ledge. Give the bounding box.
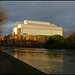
[0,50,46,74]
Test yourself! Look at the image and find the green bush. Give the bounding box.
[45,35,68,49]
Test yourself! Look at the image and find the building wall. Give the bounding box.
[51,29,62,36]
[21,29,52,35]
[24,20,50,25]
[12,20,63,36]
[12,27,18,34]
[21,24,62,36]
[12,22,23,34]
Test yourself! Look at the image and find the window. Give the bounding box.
[14,32,15,34]
[23,33,28,35]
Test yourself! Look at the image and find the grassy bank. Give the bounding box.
[0,50,46,74]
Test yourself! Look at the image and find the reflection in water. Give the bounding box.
[10,49,63,74]
[0,46,75,74]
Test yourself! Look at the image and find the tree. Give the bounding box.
[0,5,8,24]
[67,30,75,49]
[45,35,68,49]
[0,5,8,35]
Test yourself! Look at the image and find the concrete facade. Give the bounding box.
[12,20,63,36]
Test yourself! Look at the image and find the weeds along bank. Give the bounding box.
[45,30,75,50]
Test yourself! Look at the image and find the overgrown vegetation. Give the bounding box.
[67,30,75,49]
[45,35,68,49]
[45,30,75,50]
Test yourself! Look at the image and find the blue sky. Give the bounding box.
[0,1,75,36]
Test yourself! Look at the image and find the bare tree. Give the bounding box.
[0,5,8,35]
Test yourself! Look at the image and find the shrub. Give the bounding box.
[67,30,75,49]
[45,35,68,49]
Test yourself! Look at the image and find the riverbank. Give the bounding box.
[0,42,45,48]
[0,50,46,74]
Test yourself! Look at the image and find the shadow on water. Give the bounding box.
[0,46,75,74]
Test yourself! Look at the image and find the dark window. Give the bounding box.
[23,33,28,35]
[14,32,15,34]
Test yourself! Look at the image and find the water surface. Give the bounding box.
[0,46,75,74]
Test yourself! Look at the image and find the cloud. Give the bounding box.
[0,1,75,36]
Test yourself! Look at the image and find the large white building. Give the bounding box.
[12,20,63,36]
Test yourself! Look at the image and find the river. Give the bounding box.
[0,46,75,74]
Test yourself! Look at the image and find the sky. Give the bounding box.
[0,1,75,36]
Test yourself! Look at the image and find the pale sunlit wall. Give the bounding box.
[13,27,17,34]
[21,23,62,36]
[18,24,21,28]
[12,20,63,36]
[24,20,50,25]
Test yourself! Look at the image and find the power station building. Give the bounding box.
[12,20,63,36]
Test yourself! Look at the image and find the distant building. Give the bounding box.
[12,20,63,36]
